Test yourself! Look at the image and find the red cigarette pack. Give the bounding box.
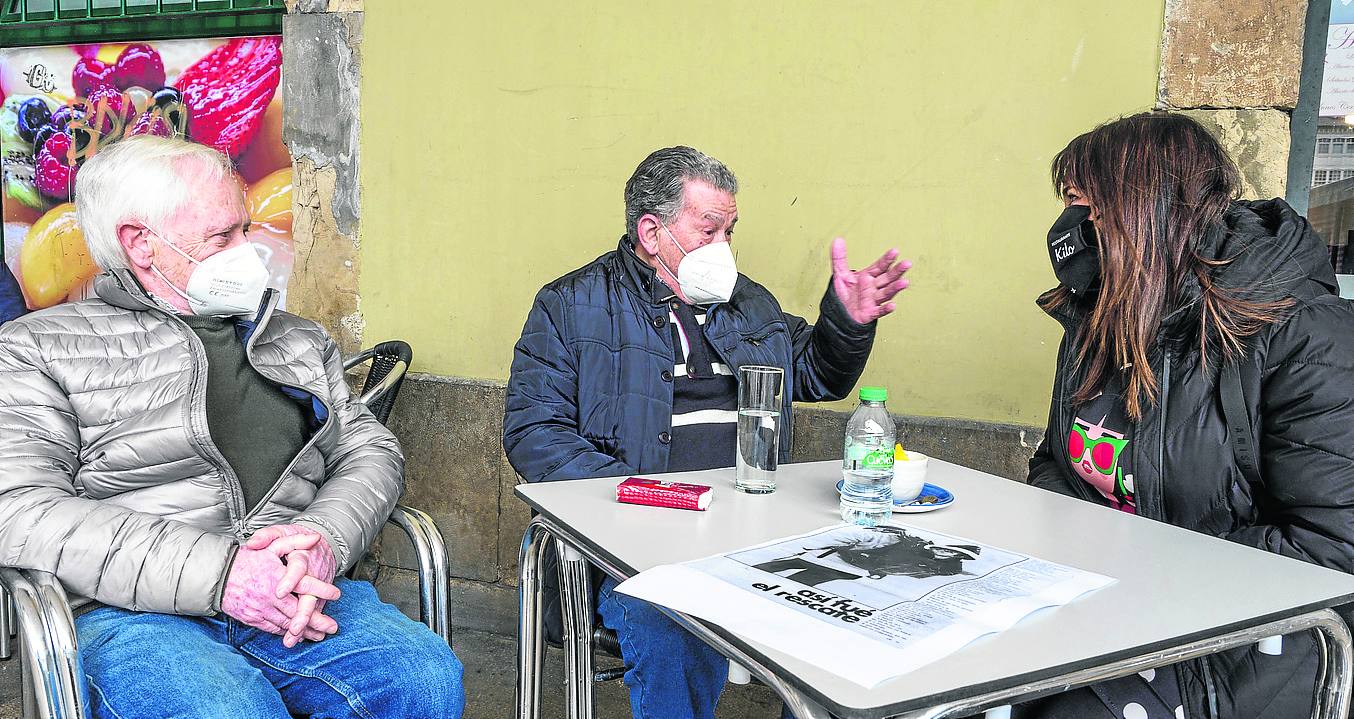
[616,477,713,511]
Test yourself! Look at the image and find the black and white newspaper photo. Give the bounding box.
[616,524,1113,687]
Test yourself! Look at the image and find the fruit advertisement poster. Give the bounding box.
[0,36,291,324]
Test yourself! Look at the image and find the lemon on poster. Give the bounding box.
[18,202,99,309]
[246,167,293,234]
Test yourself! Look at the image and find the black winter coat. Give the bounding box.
[1028,199,1354,718]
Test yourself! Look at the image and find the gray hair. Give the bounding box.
[75,135,235,271]
[624,146,738,240]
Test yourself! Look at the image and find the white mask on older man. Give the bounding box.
[657,222,738,305]
[148,230,270,316]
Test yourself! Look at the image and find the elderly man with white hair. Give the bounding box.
[0,136,464,718]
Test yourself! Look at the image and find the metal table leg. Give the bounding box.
[527,516,833,719]
[891,608,1353,719]
[557,542,595,719]
[515,521,550,719]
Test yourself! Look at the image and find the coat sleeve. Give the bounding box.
[1224,298,1354,572]
[292,337,405,573]
[788,280,877,403]
[0,321,235,615]
[503,287,636,483]
[1028,433,1080,496]
[1028,337,1080,496]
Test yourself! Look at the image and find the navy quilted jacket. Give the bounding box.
[504,237,876,483]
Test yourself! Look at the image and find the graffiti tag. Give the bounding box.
[60,93,189,164]
[22,64,57,93]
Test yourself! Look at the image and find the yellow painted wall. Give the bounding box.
[359,2,1163,426]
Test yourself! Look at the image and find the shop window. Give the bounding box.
[1297,0,1354,295]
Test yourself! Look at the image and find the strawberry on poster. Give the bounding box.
[0,36,292,323]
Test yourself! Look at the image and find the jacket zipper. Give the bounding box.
[236,291,335,528]
[1056,337,1098,504]
[703,304,794,462]
[171,318,250,534]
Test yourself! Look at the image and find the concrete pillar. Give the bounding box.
[281,0,364,353]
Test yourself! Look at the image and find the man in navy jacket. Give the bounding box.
[504,146,908,718]
[0,261,25,324]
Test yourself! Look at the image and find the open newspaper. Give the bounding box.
[616,523,1113,688]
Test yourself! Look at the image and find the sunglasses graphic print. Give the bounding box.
[1067,424,1128,475]
[1067,419,1135,509]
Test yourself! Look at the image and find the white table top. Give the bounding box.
[516,459,1354,717]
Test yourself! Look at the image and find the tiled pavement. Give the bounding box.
[0,629,783,718]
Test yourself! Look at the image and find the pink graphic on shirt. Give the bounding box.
[1067,414,1135,512]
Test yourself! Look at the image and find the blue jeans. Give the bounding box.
[75,578,465,719]
[598,576,729,719]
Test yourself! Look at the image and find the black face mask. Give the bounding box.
[1046,204,1100,296]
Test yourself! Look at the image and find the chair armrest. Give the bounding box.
[342,346,380,372]
[0,568,90,719]
[385,505,452,646]
[359,360,408,408]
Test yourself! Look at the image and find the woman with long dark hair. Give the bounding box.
[1025,111,1354,718]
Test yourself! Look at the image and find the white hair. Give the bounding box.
[75,135,235,271]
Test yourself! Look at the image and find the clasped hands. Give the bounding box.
[221,524,340,648]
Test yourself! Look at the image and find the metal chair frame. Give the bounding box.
[342,341,413,426]
[0,340,444,719]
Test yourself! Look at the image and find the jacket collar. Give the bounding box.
[615,235,675,303]
[95,268,174,312]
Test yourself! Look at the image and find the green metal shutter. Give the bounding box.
[1,0,283,47]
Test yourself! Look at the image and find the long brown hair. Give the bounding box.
[1041,112,1292,420]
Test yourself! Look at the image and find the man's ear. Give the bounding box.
[118,222,154,270]
[635,214,663,256]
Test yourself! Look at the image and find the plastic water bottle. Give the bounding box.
[840,387,896,526]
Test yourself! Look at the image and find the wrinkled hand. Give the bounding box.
[221,542,340,644]
[246,524,340,648]
[830,237,911,324]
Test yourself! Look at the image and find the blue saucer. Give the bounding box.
[835,480,955,513]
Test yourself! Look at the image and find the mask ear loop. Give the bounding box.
[145,228,202,308]
[653,221,687,283]
[146,228,202,266]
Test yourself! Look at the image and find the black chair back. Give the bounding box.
[342,340,413,425]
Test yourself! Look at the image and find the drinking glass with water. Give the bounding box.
[736,365,783,493]
[841,386,896,525]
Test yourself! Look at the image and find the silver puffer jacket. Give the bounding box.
[0,270,403,615]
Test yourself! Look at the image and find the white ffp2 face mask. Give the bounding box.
[149,231,270,316]
[658,223,738,305]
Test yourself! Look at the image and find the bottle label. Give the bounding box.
[861,446,894,471]
[845,441,895,471]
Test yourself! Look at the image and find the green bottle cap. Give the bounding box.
[859,386,888,402]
